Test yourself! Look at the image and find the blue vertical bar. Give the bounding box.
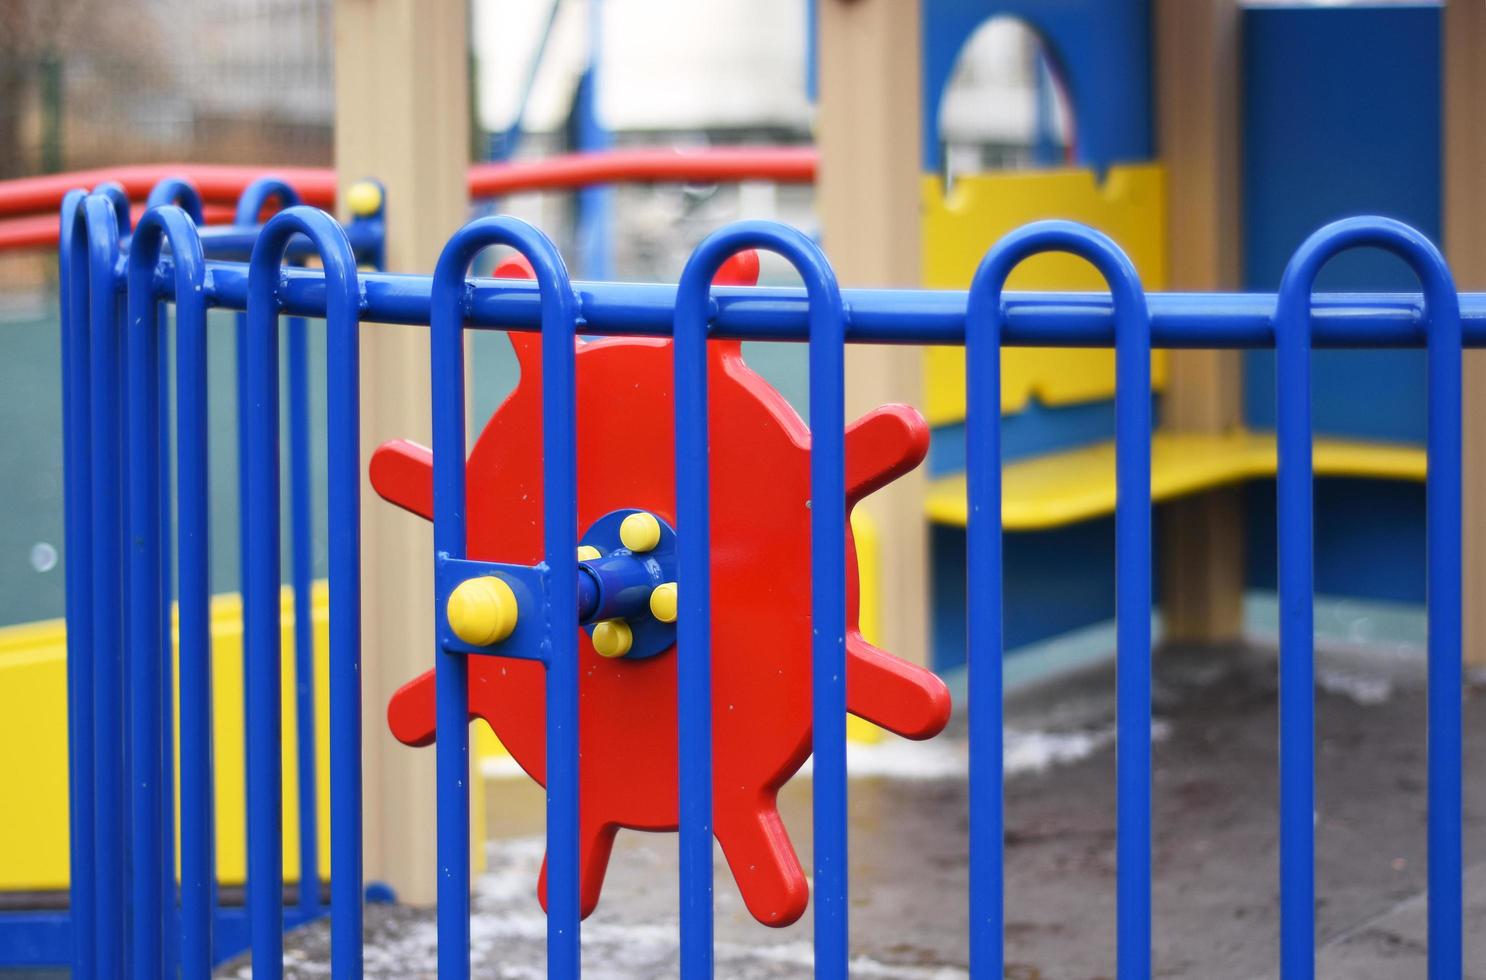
[231,187,295,851]
[297,207,366,980]
[1273,216,1466,978]
[1424,269,1464,980]
[125,217,168,980]
[675,223,847,976]
[244,221,287,980]
[1111,246,1152,980]
[242,207,363,979]
[144,179,203,979]
[1275,277,1314,980]
[234,178,323,925]
[326,298,363,980]
[430,217,578,979]
[59,189,97,979]
[804,244,848,980]
[538,229,583,980]
[964,242,1008,978]
[166,211,216,977]
[673,238,718,979]
[84,192,126,980]
[573,0,613,280]
[430,226,474,980]
[966,222,1151,978]
[1273,226,1322,980]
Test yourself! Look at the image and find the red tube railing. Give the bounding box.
[0,147,817,251]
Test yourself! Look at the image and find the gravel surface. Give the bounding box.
[214,641,1485,979]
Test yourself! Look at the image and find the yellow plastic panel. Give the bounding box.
[922,166,1169,426]
[847,508,883,744]
[0,628,71,890]
[924,431,1427,530]
[0,586,335,890]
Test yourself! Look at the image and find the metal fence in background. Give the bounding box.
[58,191,1468,979]
[1,0,334,181]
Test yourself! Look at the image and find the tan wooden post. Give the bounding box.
[1155,0,1247,645]
[1446,0,1486,667]
[333,0,470,904]
[816,0,929,665]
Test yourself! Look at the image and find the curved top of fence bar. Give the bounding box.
[429,215,578,541]
[1277,215,1460,336]
[234,176,303,225]
[127,206,207,310]
[144,178,205,226]
[247,206,361,321]
[967,220,1148,326]
[88,183,132,237]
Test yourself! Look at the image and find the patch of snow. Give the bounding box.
[1317,667,1392,706]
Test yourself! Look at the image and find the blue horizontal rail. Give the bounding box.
[118,255,1486,348]
[53,191,1466,980]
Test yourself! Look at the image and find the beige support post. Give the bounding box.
[816,0,928,665]
[1155,0,1247,645]
[1446,0,1486,667]
[334,0,470,905]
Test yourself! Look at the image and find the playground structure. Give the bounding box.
[1,0,1484,976]
[38,189,1476,980]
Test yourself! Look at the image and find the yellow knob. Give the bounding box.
[619,512,662,553]
[576,545,601,562]
[446,576,518,646]
[592,619,633,658]
[346,180,384,217]
[650,582,677,623]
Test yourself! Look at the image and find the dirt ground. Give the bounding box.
[217,640,1484,979]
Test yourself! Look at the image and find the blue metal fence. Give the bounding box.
[54,190,1467,979]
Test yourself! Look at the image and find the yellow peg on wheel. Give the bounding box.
[592,619,634,658]
[446,576,518,646]
[649,582,677,623]
[619,511,662,553]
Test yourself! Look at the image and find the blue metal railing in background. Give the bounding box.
[56,195,1468,980]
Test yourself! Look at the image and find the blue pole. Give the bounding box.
[430,217,580,979]
[672,240,720,977]
[144,178,205,977]
[1275,218,1464,979]
[234,177,324,924]
[573,0,613,280]
[241,207,363,979]
[131,203,212,977]
[1110,239,1153,980]
[964,234,1006,979]
[966,222,1151,978]
[84,192,126,980]
[59,189,96,979]
[244,223,286,980]
[1421,255,1464,980]
[1274,227,1318,980]
[124,211,179,980]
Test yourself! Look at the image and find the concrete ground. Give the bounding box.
[226,640,1485,978]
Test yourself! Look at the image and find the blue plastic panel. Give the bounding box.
[923,0,1152,171]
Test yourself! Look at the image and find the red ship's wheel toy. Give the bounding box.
[370,252,952,927]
